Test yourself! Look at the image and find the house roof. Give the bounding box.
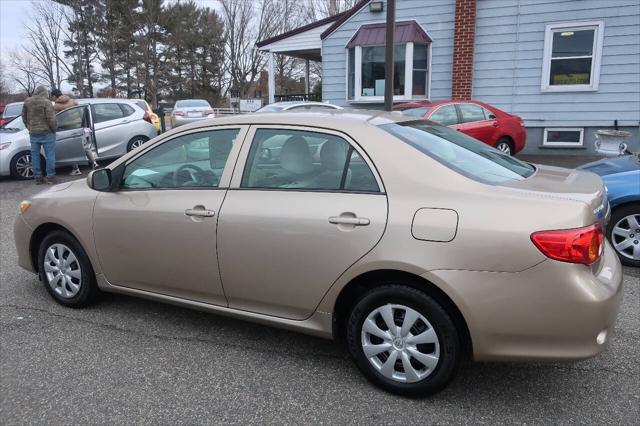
[256,13,345,48]
[320,0,372,40]
[346,21,431,48]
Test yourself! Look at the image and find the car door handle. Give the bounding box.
[492,122,499,127]
[185,208,215,217]
[329,216,370,226]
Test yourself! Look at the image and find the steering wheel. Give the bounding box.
[173,164,207,187]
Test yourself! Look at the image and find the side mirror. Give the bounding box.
[87,168,112,192]
[488,114,497,120]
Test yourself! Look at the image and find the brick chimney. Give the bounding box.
[451,0,477,99]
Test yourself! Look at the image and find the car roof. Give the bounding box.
[5,101,24,106]
[76,98,139,105]
[174,109,413,132]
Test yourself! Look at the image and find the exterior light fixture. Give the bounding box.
[369,1,383,12]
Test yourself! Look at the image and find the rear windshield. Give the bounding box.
[1,115,25,130]
[401,107,429,117]
[380,121,535,184]
[3,104,22,117]
[256,104,285,112]
[175,100,209,108]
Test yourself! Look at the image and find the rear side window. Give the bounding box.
[459,103,486,123]
[380,121,534,184]
[428,105,458,126]
[241,128,379,192]
[120,104,135,116]
[93,103,125,123]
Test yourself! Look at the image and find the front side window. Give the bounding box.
[56,106,86,131]
[121,129,240,189]
[242,128,379,192]
[459,103,487,123]
[381,121,534,184]
[542,21,603,91]
[428,104,459,126]
[93,104,125,123]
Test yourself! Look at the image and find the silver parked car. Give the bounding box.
[0,98,158,179]
[255,101,343,113]
[170,99,214,127]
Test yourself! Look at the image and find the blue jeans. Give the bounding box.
[30,133,56,177]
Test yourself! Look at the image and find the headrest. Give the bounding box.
[280,136,313,175]
[320,139,348,171]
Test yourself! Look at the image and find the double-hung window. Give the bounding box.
[346,21,431,102]
[541,21,604,92]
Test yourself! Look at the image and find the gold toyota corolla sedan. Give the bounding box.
[14,110,622,396]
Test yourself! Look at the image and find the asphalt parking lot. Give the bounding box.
[1,169,638,424]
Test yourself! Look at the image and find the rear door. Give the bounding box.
[54,105,90,165]
[92,103,134,158]
[455,103,498,145]
[217,125,387,320]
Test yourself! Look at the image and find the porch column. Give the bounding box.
[305,59,310,95]
[268,51,275,104]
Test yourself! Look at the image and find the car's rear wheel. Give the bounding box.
[127,136,149,152]
[38,230,100,307]
[346,284,461,396]
[495,137,514,155]
[607,203,640,267]
[10,151,45,180]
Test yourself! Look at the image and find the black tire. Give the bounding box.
[495,137,514,155]
[346,284,461,397]
[37,230,100,307]
[127,136,149,152]
[10,151,45,180]
[607,203,640,267]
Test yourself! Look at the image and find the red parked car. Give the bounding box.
[394,100,526,155]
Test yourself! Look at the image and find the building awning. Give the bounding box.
[346,21,431,48]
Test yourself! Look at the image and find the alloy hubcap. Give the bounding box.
[43,244,82,298]
[611,213,640,260]
[497,143,511,154]
[16,154,33,178]
[131,139,144,149]
[361,304,440,383]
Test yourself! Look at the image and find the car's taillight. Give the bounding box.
[531,223,604,265]
[205,109,214,116]
[174,111,184,116]
[143,112,152,123]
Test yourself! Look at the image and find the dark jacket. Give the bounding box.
[22,86,56,134]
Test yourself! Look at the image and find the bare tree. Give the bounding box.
[221,0,281,98]
[23,0,71,90]
[302,0,359,21]
[8,51,45,96]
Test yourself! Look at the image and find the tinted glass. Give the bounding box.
[3,104,22,117]
[56,107,85,131]
[122,129,240,189]
[428,105,458,126]
[120,104,135,116]
[93,104,124,123]
[402,107,429,117]
[175,100,210,108]
[552,29,595,57]
[242,128,379,192]
[381,121,535,184]
[549,58,592,85]
[459,104,486,123]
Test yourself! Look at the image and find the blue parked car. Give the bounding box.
[579,154,640,267]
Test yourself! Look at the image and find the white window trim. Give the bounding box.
[541,20,605,93]
[346,42,431,102]
[543,128,585,147]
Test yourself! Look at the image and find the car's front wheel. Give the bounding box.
[346,284,461,396]
[38,230,100,307]
[608,203,640,267]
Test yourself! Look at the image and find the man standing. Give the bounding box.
[22,86,57,185]
[51,89,77,111]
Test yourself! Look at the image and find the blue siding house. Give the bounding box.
[257,0,640,156]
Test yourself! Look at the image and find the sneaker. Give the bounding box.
[46,176,60,185]
[35,177,45,185]
[69,165,82,176]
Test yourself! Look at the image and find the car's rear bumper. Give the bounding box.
[427,239,623,362]
[172,116,213,127]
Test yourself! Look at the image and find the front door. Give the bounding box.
[93,126,246,305]
[218,126,388,320]
[55,105,91,166]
